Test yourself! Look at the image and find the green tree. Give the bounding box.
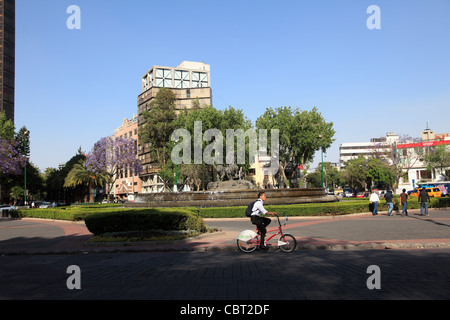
[341,156,395,191]
[45,148,86,203]
[305,171,322,188]
[64,160,108,203]
[255,106,335,185]
[366,158,395,190]
[0,111,15,141]
[306,162,342,189]
[424,145,450,180]
[139,88,178,192]
[174,105,251,189]
[139,88,177,167]
[0,112,28,202]
[9,186,24,205]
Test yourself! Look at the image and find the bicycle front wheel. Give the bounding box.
[278,234,297,253]
[237,238,258,253]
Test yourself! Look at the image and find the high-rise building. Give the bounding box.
[0,0,15,123]
[137,61,212,193]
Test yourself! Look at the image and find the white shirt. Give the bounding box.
[251,199,267,216]
[369,193,380,203]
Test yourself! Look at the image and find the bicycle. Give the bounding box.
[236,215,297,253]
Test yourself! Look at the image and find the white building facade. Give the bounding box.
[340,130,450,193]
[339,132,399,166]
[396,129,450,192]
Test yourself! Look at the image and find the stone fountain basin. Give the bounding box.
[126,188,338,208]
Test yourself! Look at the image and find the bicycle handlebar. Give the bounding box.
[276,215,288,227]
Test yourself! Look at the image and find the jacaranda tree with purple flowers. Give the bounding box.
[0,139,26,176]
[84,136,142,201]
[1,111,28,202]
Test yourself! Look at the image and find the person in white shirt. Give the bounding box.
[369,190,380,215]
[250,191,278,250]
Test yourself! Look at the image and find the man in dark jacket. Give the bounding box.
[384,189,395,216]
[418,187,430,216]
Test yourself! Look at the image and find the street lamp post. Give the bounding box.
[174,138,179,192]
[24,130,29,206]
[319,134,324,189]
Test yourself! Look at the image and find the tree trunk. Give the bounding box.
[89,184,94,203]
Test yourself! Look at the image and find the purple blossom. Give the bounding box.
[0,139,26,175]
[84,136,142,177]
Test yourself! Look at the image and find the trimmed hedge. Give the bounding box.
[84,208,207,235]
[13,204,123,221]
[193,197,450,218]
[15,197,450,225]
[194,201,365,218]
[194,201,372,218]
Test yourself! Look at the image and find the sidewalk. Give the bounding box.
[0,208,449,255]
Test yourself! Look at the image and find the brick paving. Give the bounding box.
[0,250,449,300]
[0,209,450,254]
[0,210,449,302]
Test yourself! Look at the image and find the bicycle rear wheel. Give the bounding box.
[237,238,259,253]
[278,234,297,252]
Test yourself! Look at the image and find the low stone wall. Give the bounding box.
[125,188,339,208]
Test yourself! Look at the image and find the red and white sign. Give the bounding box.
[397,140,450,149]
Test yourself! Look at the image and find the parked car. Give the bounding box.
[0,204,17,217]
[38,201,51,208]
[55,200,67,207]
[344,192,353,198]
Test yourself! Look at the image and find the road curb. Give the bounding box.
[3,240,450,256]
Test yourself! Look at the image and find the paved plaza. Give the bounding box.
[0,250,449,301]
[0,209,449,303]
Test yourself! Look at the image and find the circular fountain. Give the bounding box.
[125,187,338,208]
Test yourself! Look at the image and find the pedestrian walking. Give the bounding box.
[384,189,395,216]
[418,187,430,216]
[400,188,408,216]
[369,190,380,215]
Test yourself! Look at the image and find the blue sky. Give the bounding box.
[15,0,450,172]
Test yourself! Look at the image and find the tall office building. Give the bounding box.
[0,0,15,123]
[137,61,212,193]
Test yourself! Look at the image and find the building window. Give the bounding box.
[418,170,432,181]
[192,72,208,87]
[174,70,190,88]
[155,69,172,88]
[143,71,153,91]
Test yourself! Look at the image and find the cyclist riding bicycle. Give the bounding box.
[249,191,278,250]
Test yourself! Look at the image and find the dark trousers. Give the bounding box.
[251,216,271,246]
